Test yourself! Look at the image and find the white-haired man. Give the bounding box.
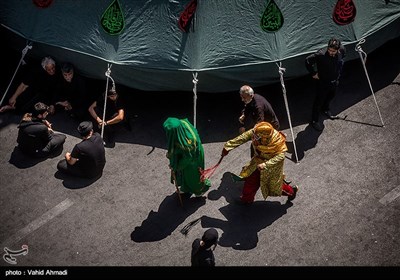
[0,56,61,114]
[238,85,280,157]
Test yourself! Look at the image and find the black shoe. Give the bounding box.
[311,121,323,131]
[104,140,115,148]
[283,179,292,185]
[288,185,299,201]
[324,111,335,120]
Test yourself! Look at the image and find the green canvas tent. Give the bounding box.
[1,0,400,93]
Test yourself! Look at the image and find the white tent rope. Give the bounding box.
[192,72,198,128]
[355,39,385,127]
[276,62,299,163]
[0,42,32,107]
[102,63,114,140]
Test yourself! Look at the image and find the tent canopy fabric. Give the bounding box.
[1,0,400,93]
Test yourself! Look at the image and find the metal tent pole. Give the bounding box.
[276,62,299,163]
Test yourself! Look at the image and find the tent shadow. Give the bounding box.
[200,172,292,250]
[130,192,206,243]
[54,170,102,189]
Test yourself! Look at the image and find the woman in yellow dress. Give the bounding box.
[222,121,298,204]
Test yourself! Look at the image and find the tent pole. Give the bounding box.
[102,64,114,141]
[276,62,299,163]
[192,72,198,128]
[0,42,32,107]
[355,39,385,127]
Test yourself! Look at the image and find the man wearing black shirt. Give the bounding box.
[238,85,280,157]
[57,121,106,179]
[0,56,61,114]
[305,37,346,131]
[238,85,280,134]
[17,102,66,158]
[88,89,125,148]
[191,228,219,267]
[54,62,89,120]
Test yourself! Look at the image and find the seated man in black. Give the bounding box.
[17,102,66,158]
[53,62,89,120]
[57,121,106,179]
[88,89,125,148]
[0,56,62,114]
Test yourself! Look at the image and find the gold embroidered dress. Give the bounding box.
[224,123,287,199]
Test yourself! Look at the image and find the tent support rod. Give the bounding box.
[192,72,198,128]
[355,39,385,127]
[276,62,299,163]
[0,42,32,107]
[102,64,114,141]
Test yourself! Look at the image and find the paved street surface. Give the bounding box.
[0,36,399,275]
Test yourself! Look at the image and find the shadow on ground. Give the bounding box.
[130,193,206,242]
[189,172,293,250]
[54,170,103,190]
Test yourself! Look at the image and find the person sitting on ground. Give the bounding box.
[57,121,106,179]
[221,121,298,204]
[53,62,89,120]
[88,89,125,148]
[191,228,219,267]
[16,102,66,158]
[0,56,61,114]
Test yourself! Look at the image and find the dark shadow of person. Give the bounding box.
[130,192,206,243]
[8,146,62,169]
[200,172,293,250]
[286,124,323,161]
[54,170,102,189]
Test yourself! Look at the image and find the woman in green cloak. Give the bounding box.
[163,117,211,196]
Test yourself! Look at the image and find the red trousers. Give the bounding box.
[241,170,294,203]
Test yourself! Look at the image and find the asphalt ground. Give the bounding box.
[0,36,399,276]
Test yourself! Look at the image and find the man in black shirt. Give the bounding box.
[57,121,106,179]
[238,85,280,157]
[88,89,125,148]
[191,228,219,267]
[0,57,61,114]
[54,62,89,120]
[305,37,346,131]
[238,85,280,134]
[17,102,66,158]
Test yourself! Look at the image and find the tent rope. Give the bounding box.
[355,39,385,127]
[192,72,198,128]
[276,62,299,163]
[0,42,32,107]
[102,64,115,141]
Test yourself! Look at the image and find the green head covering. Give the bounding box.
[163,118,200,168]
[163,117,210,195]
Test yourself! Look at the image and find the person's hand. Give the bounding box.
[9,96,17,107]
[65,103,72,110]
[257,163,266,171]
[239,114,245,124]
[312,73,319,80]
[239,127,245,134]
[43,120,52,129]
[48,105,55,115]
[221,148,229,157]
